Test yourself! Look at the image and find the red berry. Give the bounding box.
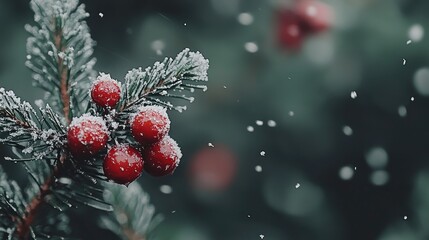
[143,136,182,177]
[67,115,108,157]
[131,106,170,144]
[91,73,121,108]
[276,9,307,50]
[103,145,144,184]
[294,0,333,33]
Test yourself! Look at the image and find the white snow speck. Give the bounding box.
[351,91,358,99]
[244,42,258,53]
[267,120,277,127]
[151,40,165,56]
[339,166,354,180]
[208,143,214,147]
[407,40,412,45]
[411,97,415,101]
[247,126,254,132]
[408,24,424,42]
[259,234,264,239]
[172,210,176,213]
[184,23,187,26]
[237,12,254,25]
[414,68,429,96]
[289,111,295,117]
[366,147,388,169]
[99,12,104,18]
[255,165,262,172]
[160,185,173,194]
[223,85,227,89]
[256,120,263,126]
[342,125,353,136]
[398,105,407,117]
[404,216,408,220]
[247,215,251,218]
[370,170,389,186]
[260,151,266,156]
[34,99,44,108]
[403,58,407,65]
[295,183,300,189]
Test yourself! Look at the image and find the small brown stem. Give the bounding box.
[55,28,70,124]
[15,23,71,239]
[15,153,65,239]
[123,227,145,240]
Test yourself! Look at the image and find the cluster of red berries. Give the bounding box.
[276,0,333,49]
[67,74,182,185]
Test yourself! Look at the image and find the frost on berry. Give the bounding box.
[103,145,144,184]
[67,114,109,157]
[131,105,171,144]
[90,73,122,108]
[144,135,182,177]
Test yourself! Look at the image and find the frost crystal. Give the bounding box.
[123,48,209,111]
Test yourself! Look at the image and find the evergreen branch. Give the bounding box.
[119,48,209,113]
[0,88,65,162]
[100,183,162,240]
[26,0,96,120]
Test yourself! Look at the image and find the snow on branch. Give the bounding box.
[25,0,96,119]
[121,48,209,112]
[0,88,65,162]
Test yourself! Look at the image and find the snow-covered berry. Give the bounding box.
[103,145,144,184]
[67,115,109,158]
[294,0,333,33]
[91,73,121,108]
[276,9,307,50]
[131,106,170,144]
[143,136,182,177]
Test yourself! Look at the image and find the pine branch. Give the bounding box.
[119,48,209,113]
[11,0,97,237]
[0,0,209,238]
[0,88,65,162]
[100,183,162,240]
[26,0,96,120]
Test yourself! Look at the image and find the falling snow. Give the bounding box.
[237,12,254,25]
[247,126,255,132]
[350,91,358,99]
[339,166,354,180]
[160,185,173,194]
[342,125,353,136]
[398,105,407,117]
[255,165,262,172]
[244,42,258,53]
[267,120,277,127]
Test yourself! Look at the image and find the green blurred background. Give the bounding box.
[2,0,429,239]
